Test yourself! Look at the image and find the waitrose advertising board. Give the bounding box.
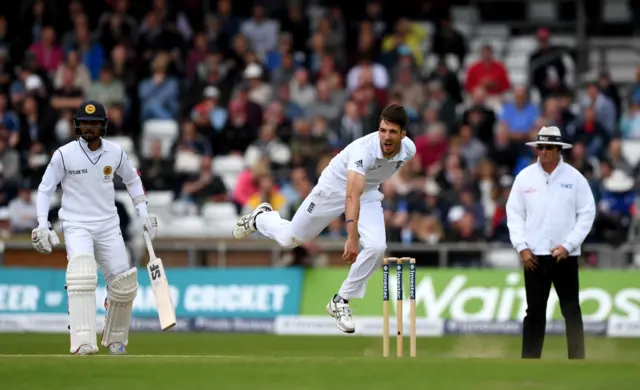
[300,269,640,322]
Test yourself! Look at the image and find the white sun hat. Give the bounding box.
[603,170,635,193]
[525,126,573,150]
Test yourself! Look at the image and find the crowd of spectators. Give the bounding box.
[0,0,639,266]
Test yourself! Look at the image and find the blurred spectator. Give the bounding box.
[243,173,289,219]
[605,138,633,175]
[106,104,126,135]
[528,28,567,99]
[191,85,227,135]
[0,135,20,187]
[290,67,316,110]
[597,71,622,118]
[431,17,467,66]
[28,26,63,76]
[241,4,278,60]
[336,99,365,147]
[304,78,342,124]
[427,58,463,104]
[67,20,105,80]
[243,63,273,107]
[49,67,83,112]
[594,170,636,246]
[391,63,424,117]
[580,82,617,136]
[415,121,448,171]
[176,155,227,205]
[17,95,56,154]
[215,0,240,50]
[86,65,126,107]
[140,139,174,191]
[461,87,497,144]
[244,123,291,171]
[347,53,389,92]
[0,93,20,134]
[380,17,426,68]
[54,50,92,95]
[138,53,179,120]
[232,161,271,209]
[464,44,510,97]
[620,91,640,139]
[426,80,457,132]
[568,106,609,159]
[97,0,138,52]
[273,81,304,121]
[458,124,487,169]
[499,86,540,142]
[7,180,36,233]
[290,117,330,172]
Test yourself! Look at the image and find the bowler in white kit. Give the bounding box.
[31,100,158,355]
[233,104,416,333]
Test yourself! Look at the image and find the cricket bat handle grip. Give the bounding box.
[143,230,156,259]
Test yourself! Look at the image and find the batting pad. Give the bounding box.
[101,267,138,347]
[66,253,98,353]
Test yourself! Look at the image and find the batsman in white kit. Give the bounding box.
[233,104,415,333]
[31,100,158,355]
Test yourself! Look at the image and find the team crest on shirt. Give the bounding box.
[85,104,96,114]
[103,165,113,181]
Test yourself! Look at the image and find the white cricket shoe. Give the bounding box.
[326,295,355,333]
[232,202,273,239]
[108,342,128,355]
[74,344,99,355]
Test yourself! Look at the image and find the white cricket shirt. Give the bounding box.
[318,132,416,196]
[36,139,145,225]
[506,157,596,256]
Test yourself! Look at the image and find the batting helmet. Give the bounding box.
[74,100,109,137]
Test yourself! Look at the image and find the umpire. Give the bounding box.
[506,126,596,360]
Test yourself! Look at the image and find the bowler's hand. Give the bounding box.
[519,249,538,271]
[551,245,569,261]
[342,237,359,264]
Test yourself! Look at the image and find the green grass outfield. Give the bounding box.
[0,333,638,390]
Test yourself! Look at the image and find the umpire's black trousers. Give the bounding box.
[522,255,585,359]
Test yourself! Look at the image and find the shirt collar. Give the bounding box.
[79,138,112,153]
[536,155,564,177]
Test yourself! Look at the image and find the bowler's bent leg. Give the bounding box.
[256,191,343,248]
[327,200,386,333]
[338,200,387,299]
[93,217,138,355]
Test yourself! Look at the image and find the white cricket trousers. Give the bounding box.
[61,215,130,285]
[256,183,386,300]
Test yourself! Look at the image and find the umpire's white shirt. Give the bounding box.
[506,157,596,256]
[37,139,143,225]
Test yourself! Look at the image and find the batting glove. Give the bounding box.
[31,223,60,254]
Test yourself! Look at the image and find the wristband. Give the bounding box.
[346,219,357,224]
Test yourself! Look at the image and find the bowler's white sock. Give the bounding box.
[256,211,296,248]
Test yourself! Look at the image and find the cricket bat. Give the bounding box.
[143,230,177,331]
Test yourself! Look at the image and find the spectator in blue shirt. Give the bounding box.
[138,53,179,121]
[66,23,105,80]
[499,86,539,142]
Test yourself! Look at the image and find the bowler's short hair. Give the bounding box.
[380,104,409,131]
